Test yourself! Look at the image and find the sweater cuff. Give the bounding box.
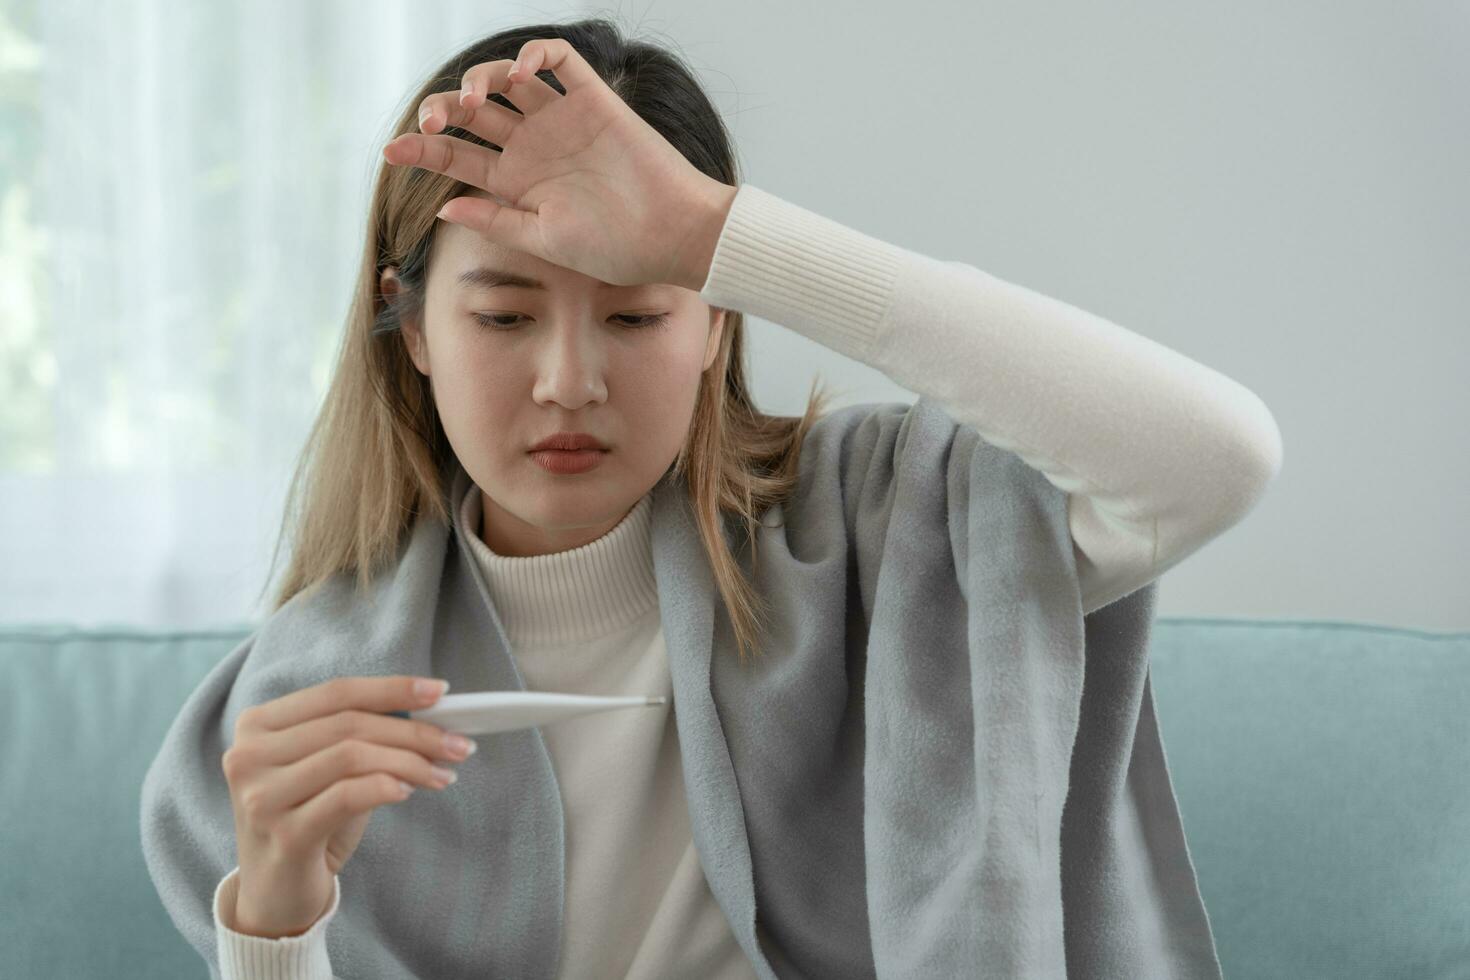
[696,183,909,365]
[214,866,338,980]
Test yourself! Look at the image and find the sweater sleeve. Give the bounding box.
[212,866,340,980]
[696,183,1283,615]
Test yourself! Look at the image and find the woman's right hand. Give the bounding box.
[221,675,474,938]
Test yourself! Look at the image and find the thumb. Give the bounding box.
[437,195,538,253]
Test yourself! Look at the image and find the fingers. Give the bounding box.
[457,54,559,116]
[243,708,470,770]
[507,37,601,94]
[456,58,517,107]
[418,91,521,148]
[238,675,443,735]
[225,710,470,834]
[433,194,540,261]
[383,129,503,197]
[393,38,599,188]
[273,771,417,853]
[502,68,560,114]
[258,737,453,814]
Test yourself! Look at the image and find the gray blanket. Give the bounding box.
[141,394,1224,978]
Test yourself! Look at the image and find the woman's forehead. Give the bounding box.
[433,222,542,279]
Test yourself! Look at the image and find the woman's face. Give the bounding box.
[384,190,725,557]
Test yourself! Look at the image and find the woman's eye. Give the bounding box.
[471,312,670,331]
[472,313,524,329]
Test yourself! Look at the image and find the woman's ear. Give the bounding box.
[380,266,429,376]
[703,307,726,373]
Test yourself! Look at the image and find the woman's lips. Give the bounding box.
[529,449,606,475]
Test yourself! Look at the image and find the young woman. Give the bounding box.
[142,16,1280,980]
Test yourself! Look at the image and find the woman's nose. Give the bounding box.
[531,325,608,406]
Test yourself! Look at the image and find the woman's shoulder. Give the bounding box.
[796,398,910,471]
[788,394,1062,527]
[799,395,1019,481]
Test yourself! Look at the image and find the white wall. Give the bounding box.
[581,0,1468,630]
[5,0,1462,632]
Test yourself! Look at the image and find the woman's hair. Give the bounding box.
[258,14,835,667]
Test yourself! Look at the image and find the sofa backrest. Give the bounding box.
[1,619,1466,978]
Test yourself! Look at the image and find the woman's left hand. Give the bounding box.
[382,37,737,291]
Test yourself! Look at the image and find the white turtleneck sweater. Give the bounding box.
[208,183,1281,978]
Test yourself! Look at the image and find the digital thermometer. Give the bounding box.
[386,690,670,736]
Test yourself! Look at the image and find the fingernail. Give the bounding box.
[418,105,432,128]
[459,85,473,104]
[415,678,450,702]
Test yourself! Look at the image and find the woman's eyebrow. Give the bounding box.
[457,267,546,290]
[456,267,640,291]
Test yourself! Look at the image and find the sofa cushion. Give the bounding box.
[1148,619,1470,978]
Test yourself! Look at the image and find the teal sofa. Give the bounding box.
[2,619,1466,978]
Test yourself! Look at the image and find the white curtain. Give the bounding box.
[1,0,587,628]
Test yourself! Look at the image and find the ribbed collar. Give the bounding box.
[458,479,658,647]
